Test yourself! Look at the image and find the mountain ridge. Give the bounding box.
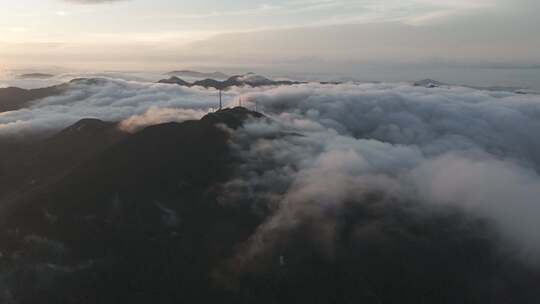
[0,85,65,113]
[165,70,229,79]
[0,106,539,304]
[158,73,304,90]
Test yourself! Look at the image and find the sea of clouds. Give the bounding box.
[0,78,223,136]
[221,83,540,264]
[1,78,540,264]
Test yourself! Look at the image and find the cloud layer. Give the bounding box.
[62,0,126,4]
[219,83,540,263]
[2,79,540,264]
[0,78,224,137]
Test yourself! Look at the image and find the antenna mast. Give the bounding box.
[219,90,222,111]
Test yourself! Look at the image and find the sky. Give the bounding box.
[0,0,539,75]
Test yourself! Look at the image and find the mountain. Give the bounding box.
[0,107,539,304]
[193,78,230,90]
[413,79,539,94]
[0,118,128,212]
[0,107,265,303]
[158,76,191,86]
[18,73,55,79]
[0,85,65,113]
[229,73,274,86]
[0,78,128,114]
[3,108,261,228]
[413,79,447,88]
[68,77,110,86]
[165,70,229,79]
[158,73,304,90]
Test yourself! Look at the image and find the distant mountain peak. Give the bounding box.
[414,79,447,88]
[62,118,114,133]
[18,73,54,79]
[202,106,264,129]
[158,76,191,86]
[0,84,65,113]
[158,73,303,90]
[69,78,110,86]
[231,74,274,86]
[165,70,229,79]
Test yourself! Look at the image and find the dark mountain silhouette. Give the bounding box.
[158,73,304,90]
[0,107,539,304]
[0,85,65,113]
[194,78,231,89]
[413,79,447,88]
[0,118,128,213]
[158,76,228,89]
[19,73,55,79]
[3,107,260,230]
[0,107,266,303]
[0,77,144,114]
[68,78,110,86]
[158,76,191,86]
[165,70,229,79]
[413,79,538,94]
[227,73,274,86]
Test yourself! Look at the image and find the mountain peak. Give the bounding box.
[158,73,302,90]
[165,70,229,79]
[414,79,447,88]
[158,76,191,86]
[0,84,64,113]
[18,73,54,79]
[62,118,114,133]
[202,107,264,129]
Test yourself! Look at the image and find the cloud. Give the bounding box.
[217,82,540,264]
[0,78,224,137]
[62,0,127,4]
[2,77,540,298]
[119,106,208,132]
[3,78,540,265]
[238,83,540,167]
[410,154,540,259]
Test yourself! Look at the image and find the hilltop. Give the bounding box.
[165,70,229,79]
[159,73,304,90]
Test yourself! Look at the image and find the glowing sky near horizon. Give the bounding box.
[0,0,538,70]
[0,0,498,41]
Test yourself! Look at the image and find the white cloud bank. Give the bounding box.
[2,0,539,71]
[220,83,540,263]
[2,79,540,263]
[62,0,126,3]
[0,78,224,137]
